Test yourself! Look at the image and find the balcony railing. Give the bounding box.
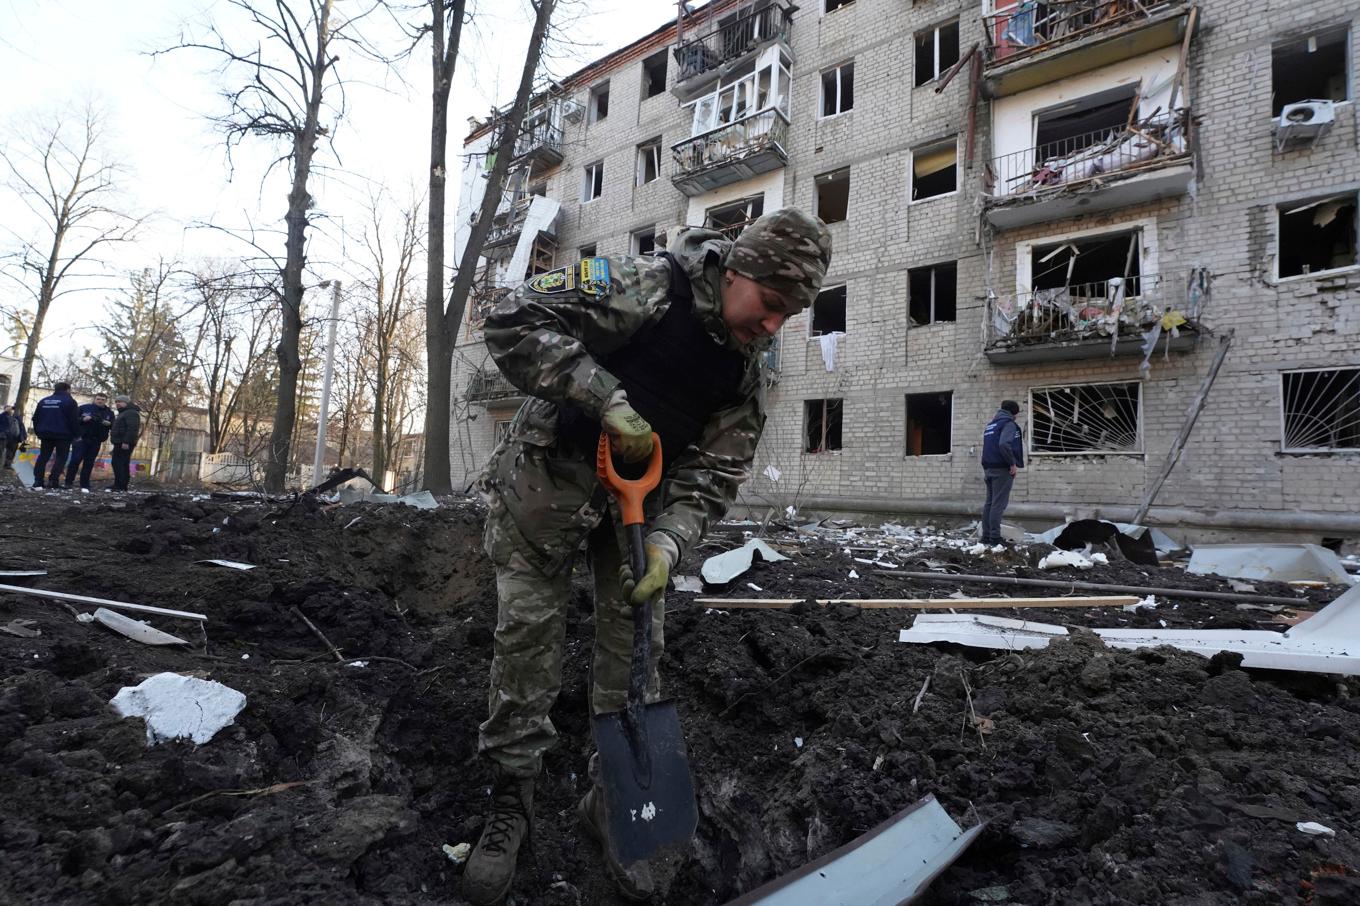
[983,0,1169,67]
[986,108,1191,200]
[674,3,792,85]
[512,118,563,165]
[672,109,789,194]
[468,285,512,331]
[485,196,534,250]
[465,367,523,403]
[984,272,1202,361]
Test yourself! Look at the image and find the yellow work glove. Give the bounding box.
[601,392,654,463]
[622,544,671,606]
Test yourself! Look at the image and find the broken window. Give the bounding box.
[1277,194,1358,278]
[636,138,661,185]
[1272,26,1350,116]
[908,262,957,325]
[815,167,850,223]
[705,195,764,238]
[824,0,854,13]
[1031,382,1141,454]
[912,141,957,201]
[810,285,847,337]
[821,61,855,117]
[905,392,952,456]
[589,82,610,123]
[1031,229,1143,297]
[805,398,843,453]
[642,50,668,98]
[914,20,960,87]
[582,161,604,202]
[1282,368,1360,452]
[578,243,597,259]
[631,227,657,257]
[1034,84,1139,164]
[493,418,514,445]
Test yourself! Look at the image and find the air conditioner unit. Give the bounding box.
[1276,100,1336,151]
[560,99,584,124]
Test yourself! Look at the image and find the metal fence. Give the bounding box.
[466,368,522,402]
[672,109,789,178]
[982,0,1158,67]
[986,108,1190,198]
[674,4,791,82]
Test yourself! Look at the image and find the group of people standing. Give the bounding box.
[1,382,143,492]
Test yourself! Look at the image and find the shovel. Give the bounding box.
[592,432,699,866]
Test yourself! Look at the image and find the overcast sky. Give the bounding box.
[0,0,680,359]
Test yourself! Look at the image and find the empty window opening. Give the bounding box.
[637,138,662,185]
[1031,382,1141,454]
[642,50,668,98]
[1272,26,1350,116]
[805,399,843,453]
[1282,368,1360,452]
[705,195,765,238]
[810,285,847,336]
[1278,194,1358,278]
[578,243,597,259]
[631,227,657,257]
[824,0,855,13]
[912,141,957,201]
[914,20,960,87]
[589,82,610,123]
[1034,84,1139,162]
[821,62,855,117]
[582,161,604,202]
[906,392,952,456]
[909,262,957,325]
[816,168,850,223]
[1031,229,1143,297]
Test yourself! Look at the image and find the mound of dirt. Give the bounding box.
[2,489,1358,905]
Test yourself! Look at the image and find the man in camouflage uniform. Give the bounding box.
[463,208,832,905]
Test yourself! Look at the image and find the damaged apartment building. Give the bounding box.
[450,0,1359,542]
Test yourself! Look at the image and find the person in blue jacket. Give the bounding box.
[61,391,115,490]
[980,399,1025,545]
[30,381,80,489]
[1,403,26,470]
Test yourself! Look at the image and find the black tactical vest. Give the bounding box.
[558,253,748,472]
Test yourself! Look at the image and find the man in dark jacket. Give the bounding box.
[30,381,80,489]
[109,395,142,492]
[62,392,115,490]
[980,400,1025,544]
[1,404,26,470]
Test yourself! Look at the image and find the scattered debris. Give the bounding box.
[879,570,1313,608]
[90,608,191,646]
[762,464,781,482]
[723,794,983,906]
[1028,520,1182,557]
[694,596,1141,610]
[1188,544,1354,586]
[0,570,47,578]
[701,538,789,585]
[671,575,704,593]
[1122,595,1158,613]
[1048,519,1161,566]
[1,619,41,638]
[1038,550,1094,570]
[1228,580,1258,593]
[337,488,438,510]
[0,582,207,622]
[110,672,247,745]
[1296,822,1336,837]
[196,559,257,571]
[441,842,472,865]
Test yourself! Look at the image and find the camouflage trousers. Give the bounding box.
[478,500,665,779]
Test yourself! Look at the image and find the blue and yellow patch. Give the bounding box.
[578,256,611,297]
[526,256,613,298]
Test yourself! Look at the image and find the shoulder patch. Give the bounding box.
[579,257,612,297]
[527,265,576,295]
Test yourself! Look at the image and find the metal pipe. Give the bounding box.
[312,279,342,487]
[874,570,1313,608]
[0,583,207,622]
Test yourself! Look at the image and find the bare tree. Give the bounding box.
[421,0,555,494]
[162,0,362,491]
[0,103,143,414]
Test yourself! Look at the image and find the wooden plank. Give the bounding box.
[694,595,1142,610]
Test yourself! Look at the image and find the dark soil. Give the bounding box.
[2,485,1359,905]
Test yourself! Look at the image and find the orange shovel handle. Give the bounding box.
[595,432,663,526]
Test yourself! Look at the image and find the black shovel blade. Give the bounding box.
[592,699,699,866]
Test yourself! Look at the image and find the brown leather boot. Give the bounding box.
[463,771,534,906]
[578,756,655,901]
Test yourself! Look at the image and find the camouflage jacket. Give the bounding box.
[481,228,767,572]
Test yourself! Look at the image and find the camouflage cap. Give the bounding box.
[723,207,833,312]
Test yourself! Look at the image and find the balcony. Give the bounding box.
[483,197,534,255]
[984,273,1201,364]
[465,367,524,404]
[512,117,563,174]
[981,0,1193,98]
[672,109,790,197]
[983,109,1193,229]
[672,2,793,101]
[467,284,512,333]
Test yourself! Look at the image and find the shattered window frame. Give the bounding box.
[804,398,844,453]
[642,50,668,99]
[809,284,847,338]
[493,417,514,446]
[905,391,953,456]
[1280,368,1360,453]
[631,227,657,256]
[636,137,662,186]
[1275,192,1359,279]
[1029,381,1143,456]
[1270,25,1351,116]
[582,160,604,202]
